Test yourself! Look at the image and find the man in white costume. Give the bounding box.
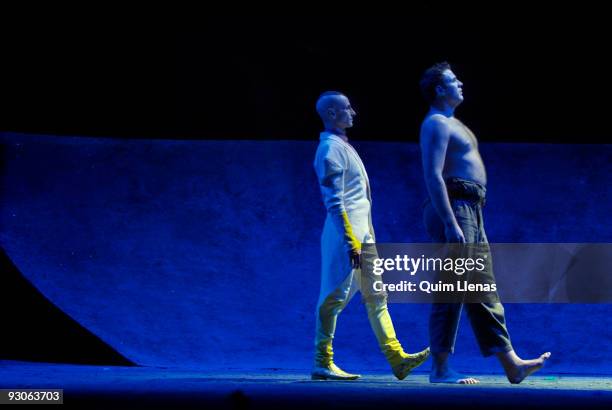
[311,91,430,380]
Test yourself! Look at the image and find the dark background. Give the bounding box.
[2,7,611,143]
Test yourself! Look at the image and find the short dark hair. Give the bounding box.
[419,62,451,103]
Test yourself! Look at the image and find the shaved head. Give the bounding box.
[315,90,356,132]
[315,91,346,120]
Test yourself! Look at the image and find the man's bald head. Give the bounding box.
[315,91,356,132]
[315,91,346,120]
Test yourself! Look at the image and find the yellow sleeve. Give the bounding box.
[315,144,361,253]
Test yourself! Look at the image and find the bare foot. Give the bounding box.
[504,352,551,384]
[430,369,480,384]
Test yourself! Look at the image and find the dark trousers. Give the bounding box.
[423,177,513,357]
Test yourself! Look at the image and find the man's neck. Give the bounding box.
[325,128,348,141]
[429,102,455,118]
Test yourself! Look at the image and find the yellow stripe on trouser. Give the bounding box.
[315,264,408,368]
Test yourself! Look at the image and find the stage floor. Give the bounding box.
[1,361,611,409]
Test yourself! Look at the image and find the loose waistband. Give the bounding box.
[445,177,486,204]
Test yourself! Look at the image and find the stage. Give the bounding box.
[1,361,611,409]
[1,133,611,409]
[2,12,612,410]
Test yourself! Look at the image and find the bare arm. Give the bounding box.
[420,117,465,243]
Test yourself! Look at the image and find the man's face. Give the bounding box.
[438,69,464,106]
[331,95,357,129]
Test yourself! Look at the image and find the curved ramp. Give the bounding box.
[0,247,132,365]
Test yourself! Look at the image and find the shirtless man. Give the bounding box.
[419,62,551,384]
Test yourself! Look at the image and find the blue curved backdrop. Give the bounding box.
[1,132,610,374]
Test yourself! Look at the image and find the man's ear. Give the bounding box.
[327,108,336,119]
[435,85,445,97]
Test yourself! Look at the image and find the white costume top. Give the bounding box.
[313,131,375,304]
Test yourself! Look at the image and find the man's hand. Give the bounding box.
[445,223,466,243]
[349,248,361,269]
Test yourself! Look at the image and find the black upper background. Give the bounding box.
[2,7,610,143]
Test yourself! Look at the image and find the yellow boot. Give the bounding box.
[391,347,431,380]
[313,288,360,380]
[366,298,430,380]
[312,361,361,381]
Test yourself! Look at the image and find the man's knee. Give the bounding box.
[430,302,463,317]
[318,293,349,317]
[364,294,389,315]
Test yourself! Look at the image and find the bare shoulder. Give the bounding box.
[421,114,451,141]
[423,113,450,125]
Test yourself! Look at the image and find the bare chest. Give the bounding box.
[448,120,478,152]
